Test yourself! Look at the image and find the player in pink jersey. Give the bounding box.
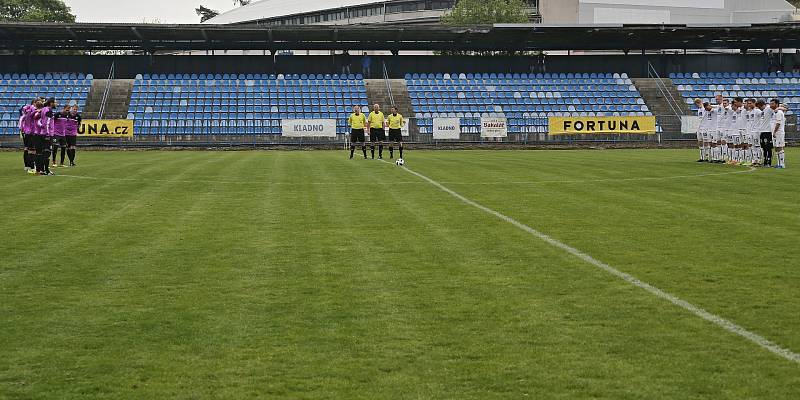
[64,105,81,167]
[20,100,38,173]
[30,99,48,174]
[34,98,56,175]
[51,105,70,167]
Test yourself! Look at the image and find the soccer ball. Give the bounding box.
[395,158,405,166]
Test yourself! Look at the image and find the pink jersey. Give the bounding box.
[32,108,44,135]
[53,112,67,136]
[20,105,36,133]
[37,107,54,136]
[64,112,81,136]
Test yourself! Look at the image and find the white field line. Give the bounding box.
[381,160,799,365]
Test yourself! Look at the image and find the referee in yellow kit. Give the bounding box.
[387,106,404,159]
[348,105,368,159]
[367,104,386,159]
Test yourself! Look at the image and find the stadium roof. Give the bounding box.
[0,22,799,52]
[206,0,383,25]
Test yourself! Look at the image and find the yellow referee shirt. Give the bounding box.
[387,113,403,129]
[348,113,366,129]
[368,111,385,129]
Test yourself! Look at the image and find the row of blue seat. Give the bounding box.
[408,85,635,91]
[138,74,364,80]
[406,73,629,79]
[414,105,648,113]
[132,111,369,119]
[132,93,367,99]
[670,72,800,79]
[1,73,90,80]
[411,92,643,100]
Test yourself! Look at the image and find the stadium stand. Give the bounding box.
[405,73,653,134]
[130,73,367,135]
[0,73,92,135]
[673,72,800,114]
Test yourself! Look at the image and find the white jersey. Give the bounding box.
[759,107,774,133]
[771,109,786,136]
[745,109,756,135]
[696,108,706,131]
[723,106,735,132]
[714,104,726,131]
[705,107,719,132]
[730,107,743,132]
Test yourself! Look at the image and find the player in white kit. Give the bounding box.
[703,102,721,163]
[716,98,733,163]
[729,97,744,164]
[769,99,787,169]
[743,99,758,166]
[693,98,708,162]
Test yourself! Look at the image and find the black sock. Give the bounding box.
[68,149,75,163]
[362,146,367,158]
[24,151,29,168]
[36,154,44,172]
[43,152,51,172]
[349,145,355,158]
[51,146,57,164]
[60,147,66,165]
[389,146,394,158]
[399,146,404,158]
[370,146,375,158]
[378,145,383,158]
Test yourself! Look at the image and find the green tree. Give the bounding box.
[441,0,530,25]
[197,1,251,23]
[195,5,219,22]
[0,0,76,23]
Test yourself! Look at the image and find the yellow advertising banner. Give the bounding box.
[78,119,134,138]
[548,116,656,135]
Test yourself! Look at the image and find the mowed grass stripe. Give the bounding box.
[402,149,800,353]
[0,152,247,398]
[388,158,800,365]
[1,150,799,399]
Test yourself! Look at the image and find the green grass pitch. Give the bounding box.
[1,149,799,399]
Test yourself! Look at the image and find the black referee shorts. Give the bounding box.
[66,136,77,147]
[388,128,402,142]
[760,132,773,147]
[370,127,386,142]
[22,133,31,148]
[350,129,366,143]
[32,135,47,153]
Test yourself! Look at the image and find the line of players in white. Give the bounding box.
[694,96,787,168]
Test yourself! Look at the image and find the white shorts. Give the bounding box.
[696,130,703,141]
[736,130,746,145]
[724,129,735,143]
[774,132,785,148]
[710,130,721,143]
[749,132,761,147]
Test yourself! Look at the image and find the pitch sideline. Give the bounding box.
[381,160,799,365]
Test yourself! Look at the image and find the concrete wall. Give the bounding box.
[540,0,579,23]
[575,0,795,24]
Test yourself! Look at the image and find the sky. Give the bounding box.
[63,0,243,24]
